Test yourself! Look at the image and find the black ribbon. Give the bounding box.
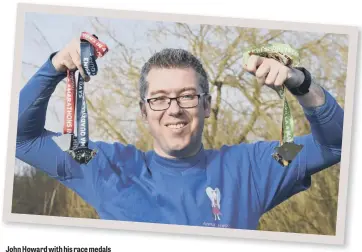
[67,39,99,164]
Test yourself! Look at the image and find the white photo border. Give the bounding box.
[2,2,360,246]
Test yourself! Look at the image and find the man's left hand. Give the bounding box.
[243,54,305,90]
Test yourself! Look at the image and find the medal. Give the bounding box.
[68,147,97,164]
[243,43,303,167]
[63,32,109,164]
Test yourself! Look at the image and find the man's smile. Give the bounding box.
[165,121,189,131]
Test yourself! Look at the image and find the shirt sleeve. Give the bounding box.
[249,87,343,214]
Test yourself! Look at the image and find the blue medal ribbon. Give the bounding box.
[76,40,97,149]
[68,39,99,164]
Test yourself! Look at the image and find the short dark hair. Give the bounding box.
[139,48,209,99]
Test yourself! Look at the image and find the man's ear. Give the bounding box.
[139,101,148,122]
[204,95,212,118]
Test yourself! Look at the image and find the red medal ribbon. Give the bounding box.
[80,32,108,58]
[63,70,76,134]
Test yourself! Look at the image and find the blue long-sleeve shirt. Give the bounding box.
[16,53,343,229]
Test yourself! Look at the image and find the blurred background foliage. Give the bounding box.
[13,17,347,235]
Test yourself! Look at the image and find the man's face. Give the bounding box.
[141,67,211,158]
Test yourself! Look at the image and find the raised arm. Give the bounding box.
[242,55,343,213]
[16,38,106,207]
[17,52,72,176]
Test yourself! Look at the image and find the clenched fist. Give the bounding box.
[243,55,305,90]
[51,38,90,82]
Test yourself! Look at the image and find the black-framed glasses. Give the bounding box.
[143,93,208,111]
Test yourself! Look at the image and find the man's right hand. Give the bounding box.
[51,38,90,82]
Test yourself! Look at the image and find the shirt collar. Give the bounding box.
[149,145,206,175]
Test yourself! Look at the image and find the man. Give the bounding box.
[16,37,343,229]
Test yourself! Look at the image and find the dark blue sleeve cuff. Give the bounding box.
[37,51,67,84]
[302,87,340,124]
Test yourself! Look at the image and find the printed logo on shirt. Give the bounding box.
[206,187,222,221]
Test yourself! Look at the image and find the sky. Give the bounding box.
[22,12,190,76]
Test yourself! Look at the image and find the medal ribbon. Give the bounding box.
[243,43,303,166]
[276,86,294,144]
[76,40,97,149]
[63,32,108,163]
